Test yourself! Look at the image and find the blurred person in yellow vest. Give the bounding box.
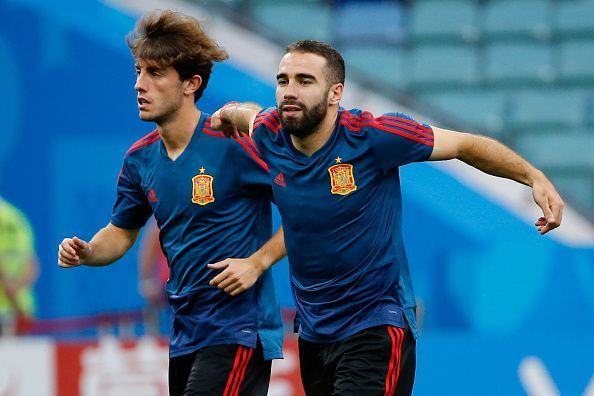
[0,196,39,336]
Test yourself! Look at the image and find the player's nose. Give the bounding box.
[283,80,298,99]
[134,73,147,92]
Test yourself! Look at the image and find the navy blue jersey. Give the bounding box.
[111,112,283,359]
[252,108,434,343]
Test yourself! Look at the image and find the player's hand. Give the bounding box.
[208,258,264,296]
[211,107,241,139]
[58,236,92,268]
[532,178,564,235]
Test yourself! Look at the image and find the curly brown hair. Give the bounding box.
[127,9,228,102]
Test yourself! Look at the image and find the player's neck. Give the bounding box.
[291,108,338,157]
[157,105,201,161]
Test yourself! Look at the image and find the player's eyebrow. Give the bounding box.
[276,72,318,81]
[135,62,165,73]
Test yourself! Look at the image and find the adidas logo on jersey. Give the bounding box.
[274,172,286,187]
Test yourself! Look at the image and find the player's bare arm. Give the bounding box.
[211,102,262,138]
[208,227,286,296]
[58,223,140,268]
[429,126,564,235]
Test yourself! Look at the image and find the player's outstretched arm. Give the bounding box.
[58,223,140,268]
[429,126,564,235]
[211,102,262,138]
[208,227,286,296]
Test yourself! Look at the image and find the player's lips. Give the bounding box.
[138,97,151,110]
[282,105,302,117]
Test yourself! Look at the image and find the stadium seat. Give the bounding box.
[554,0,594,38]
[558,40,594,83]
[514,129,594,169]
[484,43,554,85]
[250,1,332,42]
[481,0,552,41]
[334,1,405,46]
[409,0,479,43]
[587,96,594,126]
[409,44,478,88]
[506,89,587,131]
[420,90,508,137]
[341,46,408,90]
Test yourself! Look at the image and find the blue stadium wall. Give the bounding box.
[0,1,592,394]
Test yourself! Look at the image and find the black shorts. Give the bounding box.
[169,341,271,396]
[299,325,416,396]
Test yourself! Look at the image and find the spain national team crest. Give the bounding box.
[192,167,215,205]
[328,157,357,196]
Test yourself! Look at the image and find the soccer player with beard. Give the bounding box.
[57,10,285,396]
[210,40,564,395]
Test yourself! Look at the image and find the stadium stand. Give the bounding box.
[250,0,333,42]
[410,44,479,89]
[420,90,508,137]
[340,46,408,90]
[558,40,594,82]
[334,1,405,46]
[554,0,594,38]
[409,0,479,44]
[481,0,552,41]
[483,42,555,85]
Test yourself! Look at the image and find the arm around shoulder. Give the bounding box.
[211,102,263,138]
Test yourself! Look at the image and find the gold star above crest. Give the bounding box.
[199,167,206,174]
[335,156,342,164]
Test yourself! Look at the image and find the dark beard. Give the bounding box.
[279,98,327,139]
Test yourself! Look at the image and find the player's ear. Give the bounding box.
[328,83,343,105]
[184,74,203,97]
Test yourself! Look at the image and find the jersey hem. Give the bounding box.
[262,351,284,361]
[169,336,257,358]
[298,318,406,344]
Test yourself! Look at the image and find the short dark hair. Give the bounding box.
[286,40,345,85]
[127,9,228,102]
